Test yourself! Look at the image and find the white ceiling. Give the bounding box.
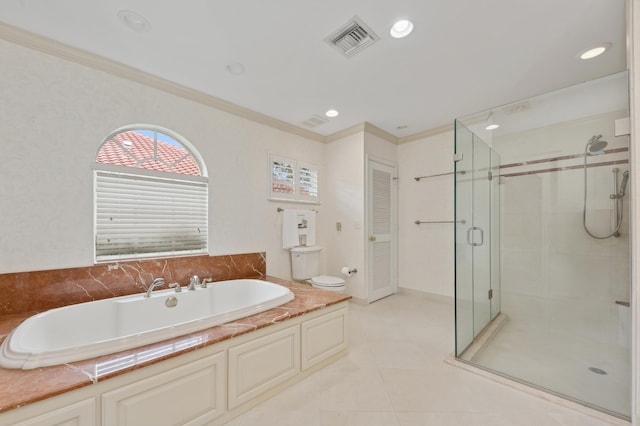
[0,0,627,138]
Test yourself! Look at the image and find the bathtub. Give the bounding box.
[0,279,294,370]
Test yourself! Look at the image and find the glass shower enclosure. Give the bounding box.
[454,124,501,354]
[454,71,631,419]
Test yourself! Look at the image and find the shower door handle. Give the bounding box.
[476,227,484,246]
[466,226,484,246]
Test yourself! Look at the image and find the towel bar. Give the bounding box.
[414,170,465,181]
[414,220,466,225]
[277,207,318,213]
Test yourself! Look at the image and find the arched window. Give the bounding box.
[94,125,208,262]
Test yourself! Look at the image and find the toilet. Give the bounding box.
[290,246,346,292]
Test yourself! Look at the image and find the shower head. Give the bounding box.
[586,135,608,154]
[619,170,630,198]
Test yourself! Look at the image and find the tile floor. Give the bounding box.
[471,318,631,416]
[225,291,628,425]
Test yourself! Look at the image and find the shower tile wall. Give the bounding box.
[494,111,630,348]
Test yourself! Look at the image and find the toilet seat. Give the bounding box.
[311,275,345,287]
[310,275,346,293]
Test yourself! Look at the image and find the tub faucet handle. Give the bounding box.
[201,278,213,288]
[168,282,182,293]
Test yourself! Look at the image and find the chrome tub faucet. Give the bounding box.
[187,275,199,291]
[187,275,213,290]
[145,277,165,298]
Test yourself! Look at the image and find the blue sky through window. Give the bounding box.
[137,129,183,148]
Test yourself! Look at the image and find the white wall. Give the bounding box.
[0,37,443,302]
[323,132,366,299]
[364,131,397,161]
[0,39,324,277]
[397,131,455,297]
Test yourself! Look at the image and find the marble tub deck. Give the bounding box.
[0,277,350,413]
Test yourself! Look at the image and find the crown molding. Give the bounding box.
[0,22,325,143]
[362,122,399,143]
[397,123,454,144]
[324,122,400,144]
[324,123,366,143]
[0,21,455,146]
[323,121,453,144]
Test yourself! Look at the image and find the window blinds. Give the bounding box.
[271,157,296,197]
[299,164,319,200]
[95,170,208,261]
[269,154,319,202]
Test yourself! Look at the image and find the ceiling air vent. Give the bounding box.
[502,101,531,115]
[325,16,379,58]
[302,114,329,128]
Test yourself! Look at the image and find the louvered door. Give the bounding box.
[367,159,397,303]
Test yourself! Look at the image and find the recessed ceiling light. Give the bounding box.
[579,43,611,60]
[117,10,150,32]
[485,112,499,130]
[390,19,414,39]
[325,109,339,118]
[226,62,246,75]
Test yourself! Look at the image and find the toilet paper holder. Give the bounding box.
[341,267,358,277]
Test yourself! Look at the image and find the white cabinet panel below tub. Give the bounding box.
[102,351,226,426]
[12,399,95,426]
[301,308,348,370]
[228,325,300,410]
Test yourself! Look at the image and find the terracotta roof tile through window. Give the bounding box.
[96,130,201,176]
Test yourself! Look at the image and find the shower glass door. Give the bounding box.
[455,121,499,356]
[489,148,501,321]
[454,71,630,418]
[455,122,474,354]
[472,133,492,337]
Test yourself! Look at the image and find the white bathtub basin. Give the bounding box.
[0,279,294,369]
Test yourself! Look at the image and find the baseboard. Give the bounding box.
[397,286,454,305]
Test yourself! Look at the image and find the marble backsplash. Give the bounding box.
[0,253,266,315]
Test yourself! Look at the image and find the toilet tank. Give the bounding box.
[290,246,322,281]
